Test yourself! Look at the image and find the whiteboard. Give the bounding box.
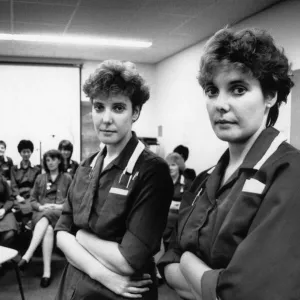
[0,64,80,166]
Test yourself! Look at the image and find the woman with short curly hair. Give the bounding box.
[55,60,173,299]
[158,28,300,300]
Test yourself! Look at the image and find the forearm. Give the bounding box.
[56,231,130,288]
[180,252,212,300]
[164,263,196,300]
[76,229,134,275]
[3,200,13,212]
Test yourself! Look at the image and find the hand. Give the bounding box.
[16,195,25,203]
[95,271,153,298]
[39,204,51,211]
[170,201,181,210]
[0,208,5,219]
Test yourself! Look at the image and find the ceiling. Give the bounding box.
[0,0,282,64]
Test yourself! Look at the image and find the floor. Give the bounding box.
[0,254,181,300]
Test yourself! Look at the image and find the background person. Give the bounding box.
[11,140,41,229]
[0,174,18,275]
[158,27,299,300]
[0,140,13,185]
[18,150,72,288]
[55,60,173,300]
[58,140,79,178]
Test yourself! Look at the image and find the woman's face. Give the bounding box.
[92,94,140,146]
[168,162,180,178]
[46,156,61,172]
[205,66,275,144]
[61,149,72,160]
[0,144,6,157]
[20,149,32,161]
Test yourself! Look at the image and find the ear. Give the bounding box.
[265,92,277,108]
[132,106,141,123]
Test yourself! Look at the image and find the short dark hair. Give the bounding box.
[58,140,73,155]
[18,140,34,153]
[43,149,64,173]
[198,27,294,127]
[83,60,150,110]
[0,140,7,149]
[173,145,189,162]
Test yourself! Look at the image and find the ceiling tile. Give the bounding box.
[140,0,214,17]
[126,12,188,39]
[70,7,132,28]
[14,22,66,34]
[0,22,11,33]
[0,1,10,22]
[14,2,75,24]
[79,0,145,10]
[172,0,280,38]
[14,0,78,4]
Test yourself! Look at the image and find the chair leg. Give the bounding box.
[12,261,25,300]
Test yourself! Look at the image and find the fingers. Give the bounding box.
[122,292,142,298]
[132,279,153,287]
[127,287,150,294]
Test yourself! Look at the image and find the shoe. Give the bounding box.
[18,258,29,271]
[40,277,51,288]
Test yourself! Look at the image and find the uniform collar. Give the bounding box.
[111,131,139,170]
[0,155,8,162]
[18,161,35,169]
[205,127,281,202]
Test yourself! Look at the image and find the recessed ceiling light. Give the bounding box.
[0,33,152,48]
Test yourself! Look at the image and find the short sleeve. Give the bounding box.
[118,158,173,270]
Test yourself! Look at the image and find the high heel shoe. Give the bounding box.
[40,276,51,288]
[18,258,29,271]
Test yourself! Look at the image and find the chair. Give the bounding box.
[0,246,25,300]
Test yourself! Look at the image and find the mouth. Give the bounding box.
[215,120,236,125]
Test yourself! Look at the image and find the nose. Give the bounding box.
[214,92,230,112]
[102,108,113,124]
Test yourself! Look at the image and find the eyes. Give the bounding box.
[93,102,126,113]
[204,85,247,98]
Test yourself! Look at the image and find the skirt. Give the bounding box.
[32,209,61,228]
[0,212,18,232]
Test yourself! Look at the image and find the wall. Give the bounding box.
[155,0,300,173]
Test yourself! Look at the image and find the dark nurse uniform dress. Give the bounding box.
[159,127,300,300]
[55,132,173,300]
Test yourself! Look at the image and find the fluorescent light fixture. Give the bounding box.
[0,33,152,48]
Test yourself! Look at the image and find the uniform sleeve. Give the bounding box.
[54,173,76,234]
[10,167,20,198]
[2,178,14,212]
[118,158,174,270]
[202,158,300,300]
[30,174,42,211]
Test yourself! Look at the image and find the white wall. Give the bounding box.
[155,0,300,174]
[0,64,80,165]
[81,61,158,138]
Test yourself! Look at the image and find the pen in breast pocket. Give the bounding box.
[192,188,203,206]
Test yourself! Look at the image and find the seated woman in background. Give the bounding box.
[11,140,41,229]
[163,152,186,250]
[174,145,196,189]
[0,140,13,185]
[158,28,300,300]
[58,140,79,178]
[55,60,173,300]
[18,150,72,288]
[0,174,18,274]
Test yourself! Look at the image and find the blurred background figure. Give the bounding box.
[11,140,41,230]
[0,174,18,275]
[58,140,79,178]
[0,140,13,185]
[173,145,196,189]
[163,152,186,250]
[18,150,72,288]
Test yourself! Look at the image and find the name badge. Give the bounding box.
[109,187,128,196]
[242,179,265,194]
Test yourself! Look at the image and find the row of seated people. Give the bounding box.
[0,139,78,287]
